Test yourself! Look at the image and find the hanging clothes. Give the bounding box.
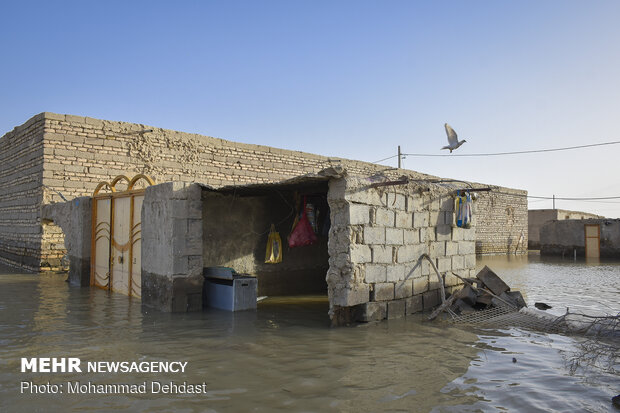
[455,191,472,228]
[288,196,318,248]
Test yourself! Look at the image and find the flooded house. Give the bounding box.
[528,208,604,250]
[1,113,528,323]
[539,218,620,259]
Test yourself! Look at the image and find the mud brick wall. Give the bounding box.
[40,222,66,270]
[36,112,433,272]
[474,188,528,255]
[0,112,528,270]
[327,177,476,322]
[0,115,45,271]
[39,112,388,203]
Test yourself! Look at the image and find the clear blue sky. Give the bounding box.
[1,1,619,217]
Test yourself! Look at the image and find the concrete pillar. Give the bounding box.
[41,197,92,286]
[141,182,204,312]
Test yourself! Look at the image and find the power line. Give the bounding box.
[400,140,620,157]
[360,174,620,202]
[369,150,619,206]
[527,195,620,200]
[568,200,620,204]
[373,154,399,163]
[494,190,620,202]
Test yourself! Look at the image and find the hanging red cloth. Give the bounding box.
[288,196,317,248]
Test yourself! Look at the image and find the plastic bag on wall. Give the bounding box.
[288,197,317,248]
[265,224,283,264]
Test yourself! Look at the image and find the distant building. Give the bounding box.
[540,218,620,258]
[528,209,603,250]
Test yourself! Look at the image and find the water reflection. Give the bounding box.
[1,272,481,412]
[0,255,618,412]
[477,253,620,316]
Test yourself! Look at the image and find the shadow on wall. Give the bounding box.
[40,220,68,272]
[201,183,330,297]
[40,197,92,286]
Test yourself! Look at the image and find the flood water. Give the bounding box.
[0,254,618,412]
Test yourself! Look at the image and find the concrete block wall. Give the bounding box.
[141,182,204,312]
[327,177,475,322]
[0,114,45,271]
[474,188,528,255]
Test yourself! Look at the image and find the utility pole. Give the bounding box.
[553,194,555,209]
[398,146,401,169]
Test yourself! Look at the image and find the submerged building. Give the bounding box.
[528,208,604,249]
[1,113,528,322]
[539,218,620,258]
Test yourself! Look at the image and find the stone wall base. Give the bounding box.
[142,272,203,312]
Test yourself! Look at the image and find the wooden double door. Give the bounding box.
[92,193,144,297]
[91,174,153,298]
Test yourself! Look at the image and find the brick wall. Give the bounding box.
[0,112,528,270]
[40,222,66,270]
[40,112,387,202]
[474,188,528,255]
[0,115,45,271]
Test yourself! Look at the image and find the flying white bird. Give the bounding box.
[441,123,467,153]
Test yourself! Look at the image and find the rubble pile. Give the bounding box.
[429,265,619,343]
[429,265,527,320]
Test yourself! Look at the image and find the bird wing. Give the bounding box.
[444,123,458,145]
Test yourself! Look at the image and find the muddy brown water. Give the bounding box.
[0,254,618,412]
